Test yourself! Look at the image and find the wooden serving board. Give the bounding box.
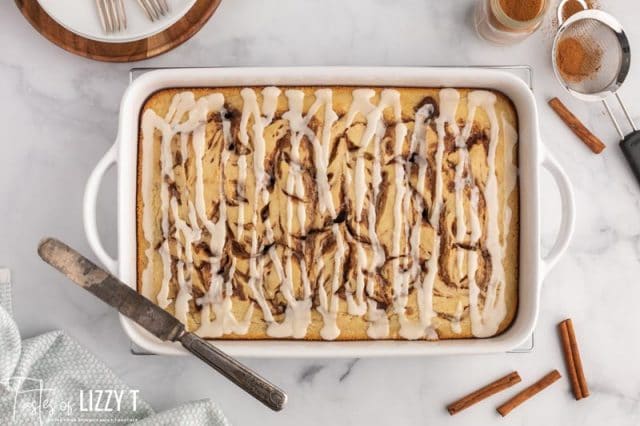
[15,0,222,62]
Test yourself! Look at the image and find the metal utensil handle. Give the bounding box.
[615,92,637,132]
[179,332,287,411]
[603,99,624,139]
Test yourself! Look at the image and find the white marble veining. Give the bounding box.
[1,0,640,424]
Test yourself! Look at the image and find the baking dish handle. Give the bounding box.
[540,148,575,278]
[83,143,118,275]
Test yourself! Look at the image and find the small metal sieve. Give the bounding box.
[552,10,640,185]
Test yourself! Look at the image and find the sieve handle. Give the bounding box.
[602,99,624,140]
[620,130,640,188]
[614,93,637,132]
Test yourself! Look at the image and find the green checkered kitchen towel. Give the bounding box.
[0,269,230,425]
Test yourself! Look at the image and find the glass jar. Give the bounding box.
[474,0,549,44]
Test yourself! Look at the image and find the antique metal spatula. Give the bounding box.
[37,237,287,411]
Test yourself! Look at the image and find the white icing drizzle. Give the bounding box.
[197,97,255,338]
[141,93,197,308]
[196,115,254,337]
[345,89,388,316]
[447,89,470,279]
[172,95,231,325]
[502,116,518,243]
[157,107,179,309]
[401,89,459,340]
[466,91,507,338]
[140,112,159,302]
[309,89,343,340]
[397,100,433,338]
[343,89,375,318]
[173,133,198,324]
[391,120,410,326]
[140,92,254,336]
[467,186,483,335]
[236,158,247,241]
[366,299,389,339]
[451,300,463,334]
[366,90,402,338]
[233,88,282,330]
[267,89,318,338]
[171,198,192,324]
[140,87,517,341]
[319,224,344,340]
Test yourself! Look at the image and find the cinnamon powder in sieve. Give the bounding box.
[499,0,545,21]
[556,36,602,83]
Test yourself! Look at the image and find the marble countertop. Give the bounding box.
[1,0,639,424]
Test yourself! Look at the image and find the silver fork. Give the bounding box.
[96,0,127,33]
[137,0,170,22]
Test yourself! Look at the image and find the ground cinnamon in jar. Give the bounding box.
[475,0,548,44]
[499,0,545,21]
[556,36,602,82]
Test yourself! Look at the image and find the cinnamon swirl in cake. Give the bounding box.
[137,86,519,340]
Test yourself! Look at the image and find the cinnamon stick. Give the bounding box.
[548,97,606,154]
[447,371,521,415]
[558,320,583,399]
[564,319,590,398]
[496,370,561,417]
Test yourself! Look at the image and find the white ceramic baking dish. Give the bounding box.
[83,67,575,357]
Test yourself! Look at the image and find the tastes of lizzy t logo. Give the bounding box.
[2,376,140,424]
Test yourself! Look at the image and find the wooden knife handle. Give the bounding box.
[179,332,287,411]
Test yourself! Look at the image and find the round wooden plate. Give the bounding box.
[15,0,222,62]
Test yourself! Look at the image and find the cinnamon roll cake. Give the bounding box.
[137,86,519,340]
